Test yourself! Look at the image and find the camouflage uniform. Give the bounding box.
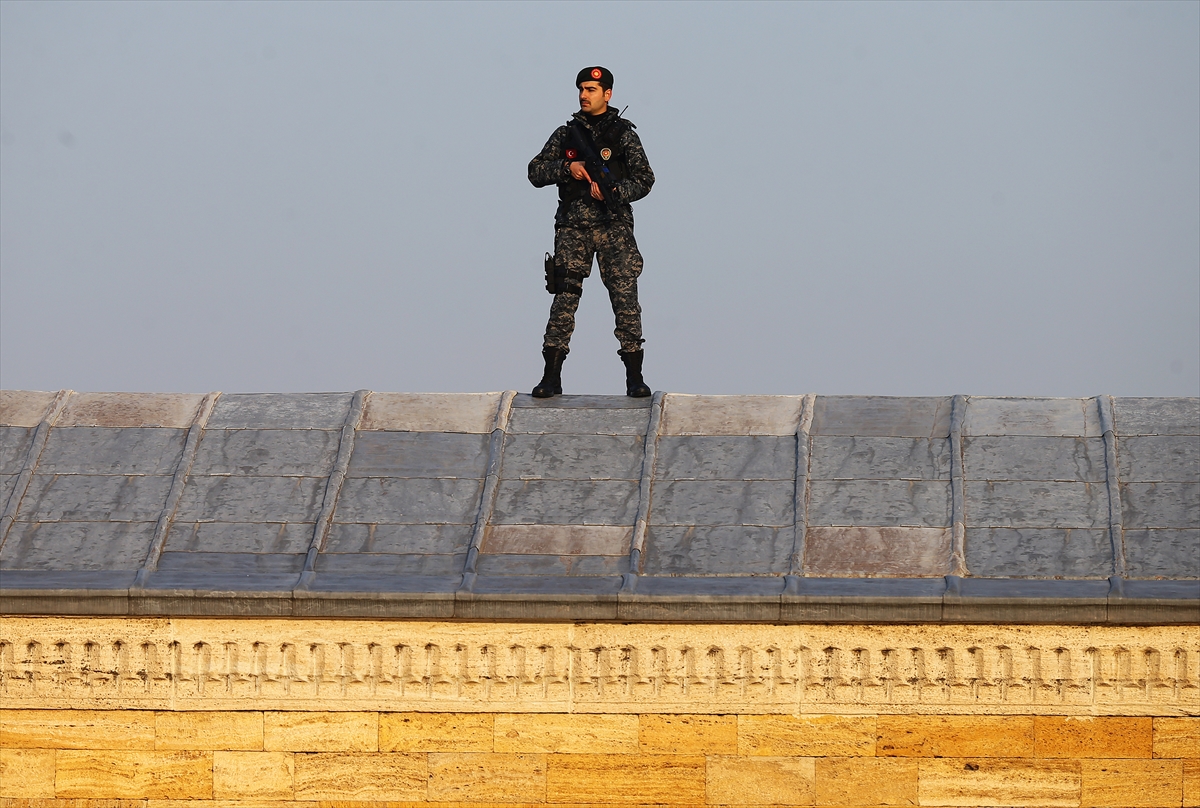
[528,108,655,353]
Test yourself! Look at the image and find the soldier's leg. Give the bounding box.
[596,225,650,396]
[594,224,644,353]
[542,227,595,352]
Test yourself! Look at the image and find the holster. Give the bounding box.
[544,252,557,294]
[544,252,580,296]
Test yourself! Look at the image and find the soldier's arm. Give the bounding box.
[528,126,572,188]
[611,128,655,204]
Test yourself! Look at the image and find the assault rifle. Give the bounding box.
[567,120,618,216]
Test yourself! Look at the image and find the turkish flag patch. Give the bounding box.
[565,149,578,159]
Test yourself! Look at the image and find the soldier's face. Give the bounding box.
[578,82,612,115]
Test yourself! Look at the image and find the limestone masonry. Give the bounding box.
[0,390,1196,806]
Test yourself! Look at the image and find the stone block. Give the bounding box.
[155,712,263,751]
[814,757,919,806]
[316,551,465,576]
[651,480,795,526]
[1114,397,1200,435]
[642,525,791,575]
[1080,759,1182,807]
[965,397,1101,437]
[514,393,653,409]
[143,803,255,808]
[1034,716,1151,758]
[0,426,33,475]
[1118,435,1200,482]
[878,715,1033,757]
[0,474,16,512]
[263,712,376,752]
[493,479,638,525]
[1185,759,1199,808]
[1122,482,1200,528]
[639,715,737,754]
[19,474,172,523]
[0,748,55,797]
[810,436,951,481]
[964,480,1107,528]
[360,391,502,433]
[291,752,426,800]
[811,396,952,438]
[804,526,952,577]
[656,435,796,481]
[964,436,1106,482]
[347,431,490,477]
[501,433,645,480]
[661,394,803,436]
[212,751,293,799]
[0,390,58,427]
[190,429,340,477]
[545,754,706,803]
[55,750,213,799]
[739,715,876,757]
[507,407,649,436]
[917,758,1080,807]
[156,551,304,574]
[207,393,352,430]
[324,522,473,554]
[484,524,631,556]
[427,752,547,802]
[38,428,186,476]
[58,393,205,429]
[475,551,627,577]
[808,480,950,527]
[1154,717,1200,758]
[964,528,1113,579]
[175,476,325,523]
[0,521,156,571]
[0,710,156,750]
[379,713,492,752]
[493,713,637,753]
[163,522,314,555]
[334,477,482,524]
[706,755,815,805]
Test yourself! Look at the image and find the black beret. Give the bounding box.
[576,66,613,90]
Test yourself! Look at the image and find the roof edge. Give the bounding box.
[2,575,1195,625]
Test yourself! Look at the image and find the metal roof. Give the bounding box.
[1,390,1196,623]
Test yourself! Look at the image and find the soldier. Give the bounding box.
[528,66,656,398]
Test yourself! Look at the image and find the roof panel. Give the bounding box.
[0,389,1195,622]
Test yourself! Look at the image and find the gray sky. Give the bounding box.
[2,0,1197,397]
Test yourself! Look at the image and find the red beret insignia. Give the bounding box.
[600,148,612,161]
[565,148,577,160]
[591,68,602,79]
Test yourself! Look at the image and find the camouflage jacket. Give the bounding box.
[528,108,655,229]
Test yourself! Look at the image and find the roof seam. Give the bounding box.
[1098,394,1127,584]
[133,391,221,586]
[296,390,368,589]
[623,390,666,590]
[949,394,968,577]
[786,393,816,580]
[460,390,517,589]
[0,389,73,555]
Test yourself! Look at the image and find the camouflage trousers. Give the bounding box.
[542,223,645,354]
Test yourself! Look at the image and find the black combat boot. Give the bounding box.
[619,349,652,397]
[532,347,567,398]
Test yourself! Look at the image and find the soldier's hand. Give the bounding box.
[589,182,605,201]
[569,161,591,182]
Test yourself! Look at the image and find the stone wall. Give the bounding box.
[2,617,1197,806]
